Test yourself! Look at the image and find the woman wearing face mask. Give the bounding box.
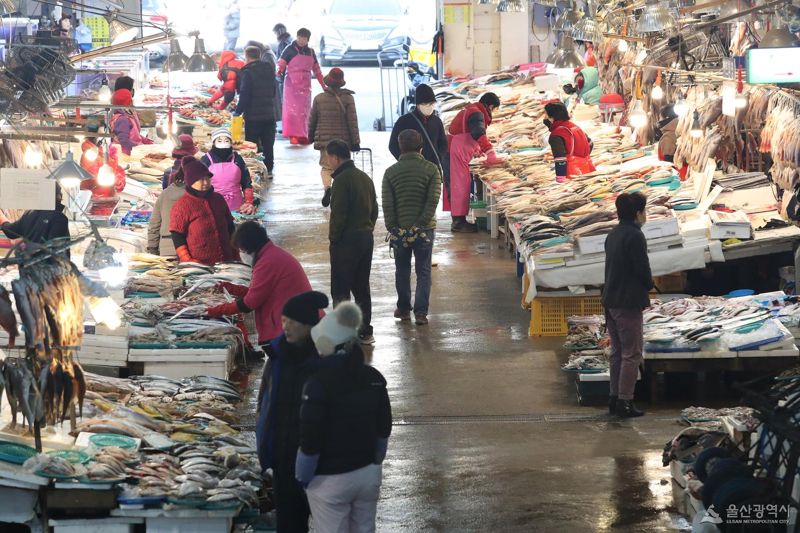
[447,92,503,233]
[205,221,313,345]
[169,156,238,266]
[201,128,256,215]
[388,84,449,196]
[544,101,595,183]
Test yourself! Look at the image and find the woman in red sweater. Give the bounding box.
[206,221,313,344]
[169,156,238,265]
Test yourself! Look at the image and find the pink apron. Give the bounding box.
[208,155,244,211]
[282,52,314,138]
[449,133,481,216]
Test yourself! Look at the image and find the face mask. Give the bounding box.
[576,77,585,90]
[214,139,232,149]
[417,103,435,117]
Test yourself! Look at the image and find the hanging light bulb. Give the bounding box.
[674,94,688,117]
[24,144,43,167]
[651,69,663,100]
[97,163,116,187]
[629,100,648,128]
[617,38,629,52]
[98,76,112,104]
[83,147,98,162]
[690,111,703,138]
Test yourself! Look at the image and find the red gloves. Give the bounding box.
[176,245,196,264]
[217,281,248,297]
[208,88,224,106]
[483,150,504,167]
[244,188,254,205]
[206,301,240,318]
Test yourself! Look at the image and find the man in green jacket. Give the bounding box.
[327,139,379,344]
[382,130,442,325]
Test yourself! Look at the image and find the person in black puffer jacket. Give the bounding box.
[235,46,277,178]
[296,302,391,533]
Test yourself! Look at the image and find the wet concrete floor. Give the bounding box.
[244,132,690,532]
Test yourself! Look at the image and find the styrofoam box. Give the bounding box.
[709,223,752,240]
[142,361,228,380]
[577,233,608,255]
[642,215,680,240]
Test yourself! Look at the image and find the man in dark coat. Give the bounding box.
[235,46,278,178]
[388,84,448,190]
[326,140,379,345]
[256,290,328,533]
[602,192,653,419]
[0,185,69,249]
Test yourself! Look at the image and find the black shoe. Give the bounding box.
[616,399,645,418]
[608,396,618,415]
[322,187,332,207]
[451,217,478,233]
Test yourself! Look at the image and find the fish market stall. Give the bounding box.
[561,293,800,404]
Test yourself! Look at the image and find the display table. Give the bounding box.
[111,506,241,533]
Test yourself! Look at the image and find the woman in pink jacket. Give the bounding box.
[109,89,151,155]
[206,221,313,345]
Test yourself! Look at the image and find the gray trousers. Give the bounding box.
[605,308,644,401]
[306,464,382,533]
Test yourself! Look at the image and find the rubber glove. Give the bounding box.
[375,437,388,464]
[295,450,320,488]
[216,282,248,297]
[483,150,504,167]
[206,301,240,318]
[562,83,576,95]
[175,245,197,264]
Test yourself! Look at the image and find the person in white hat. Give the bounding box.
[296,302,392,533]
[200,128,256,215]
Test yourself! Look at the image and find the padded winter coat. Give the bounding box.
[308,88,360,151]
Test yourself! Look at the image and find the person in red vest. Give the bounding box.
[208,51,244,110]
[544,102,595,183]
[447,92,502,233]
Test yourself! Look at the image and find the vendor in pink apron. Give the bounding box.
[200,128,257,215]
[447,92,503,233]
[277,27,326,146]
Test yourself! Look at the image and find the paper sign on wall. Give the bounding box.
[444,4,471,24]
[0,169,55,210]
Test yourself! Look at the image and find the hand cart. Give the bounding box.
[373,45,409,132]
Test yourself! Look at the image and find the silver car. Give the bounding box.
[319,0,409,66]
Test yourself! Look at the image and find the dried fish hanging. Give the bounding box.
[10,252,87,429]
[760,91,800,190]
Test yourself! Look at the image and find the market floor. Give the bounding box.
[241,133,690,532]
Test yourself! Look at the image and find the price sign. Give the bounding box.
[0,169,55,210]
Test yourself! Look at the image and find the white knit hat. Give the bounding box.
[311,302,362,356]
[211,128,232,143]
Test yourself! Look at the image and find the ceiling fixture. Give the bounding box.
[185,33,217,72]
[165,38,189,72]
[636,0,676,34]
[651,69,664,100]
[629,100,648,128]
[546,33,564,64]
[497,0,525,11]
[674,94,688,116]
[554,2,583,33]
[553,35,586,68]
[689,111,703,138]
[759,26,800,48]
[97,76,112,104]
[47,150,94,189]
[573,0,604,43]
[105,11,138,45]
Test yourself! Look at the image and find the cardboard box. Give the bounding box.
[709,224,752,240]
[576,233,608,255]
[654,272,686,293]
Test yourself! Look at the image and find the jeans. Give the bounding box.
[273,467,310,533]
[394,230,434,315]
[305,464,382,533]
[245,119,276,172]
[605,308,644,401]
[330,231,373,336]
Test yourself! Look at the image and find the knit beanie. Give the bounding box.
[211,128,232,143]
[415,84,436,104]
[282,291,329,326]
[311,301,362,356]
[111,89,133,107]
[181,155,213,187]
